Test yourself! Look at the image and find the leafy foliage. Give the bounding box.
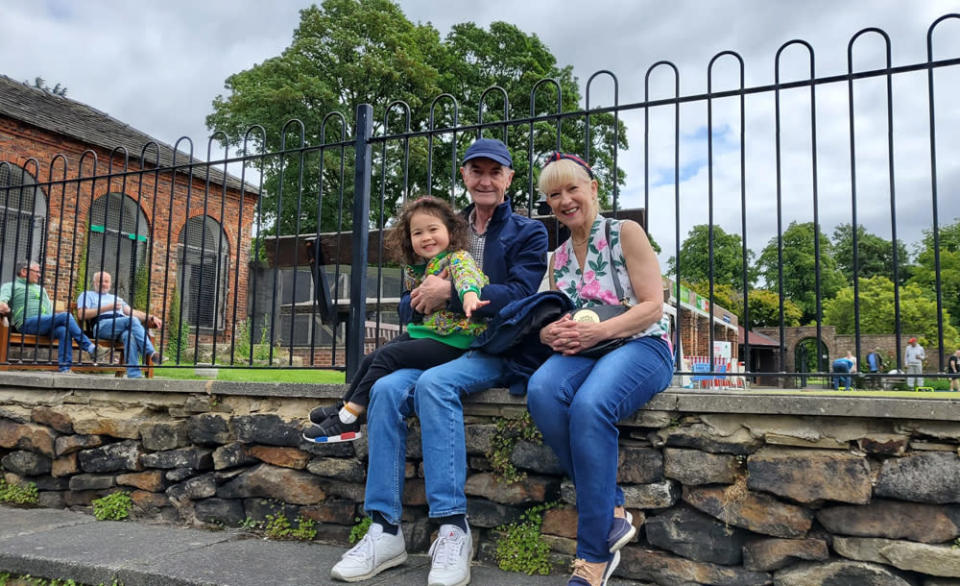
[494,502,556,575]
[832,223,910,285]
[757,221,845,324]
[908,218,960,330]
[206,0,626,233]
[92,491,132,521]
[262,513,318,541]
[823,276,960,350]
[486,411,543,484]
[668,225,756,290]
[349,515,372,544]
[165,284,191,361]
[0,477,38,505]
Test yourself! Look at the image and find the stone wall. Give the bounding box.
[1,373,959,585]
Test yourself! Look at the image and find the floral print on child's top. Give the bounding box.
[402,250,489,338]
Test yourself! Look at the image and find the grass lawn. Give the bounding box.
[154,367,345,384]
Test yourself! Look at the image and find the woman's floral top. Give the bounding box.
[404,250,489,348]
[553,215,668,341]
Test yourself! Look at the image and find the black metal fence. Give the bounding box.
[1,14,958,388]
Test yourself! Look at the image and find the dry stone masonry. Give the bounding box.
[1,375,959,585]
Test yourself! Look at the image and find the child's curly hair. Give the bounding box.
[386,196,469,266]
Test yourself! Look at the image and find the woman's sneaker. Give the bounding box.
[607,511,636,552]
[567,551,620,586]
[302,415,361,443]
[330,523,407,582]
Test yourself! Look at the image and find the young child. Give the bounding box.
[303,196,489,443]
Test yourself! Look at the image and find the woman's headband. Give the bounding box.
[543,152,594,179]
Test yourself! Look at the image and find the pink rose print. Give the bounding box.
[554,245,569,268]
[597,238,608,252]
[584,270,595,282]
[557,280,567,290]
[599,289,619,305]
[581,279,602,299]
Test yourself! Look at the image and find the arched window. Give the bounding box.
[0,164,46,283]
[178,216,229,329]
[87,193,150,300]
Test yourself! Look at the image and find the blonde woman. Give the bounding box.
[527,153,673,585]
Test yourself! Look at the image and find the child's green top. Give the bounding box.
[403,250,489,349]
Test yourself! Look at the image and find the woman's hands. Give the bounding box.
[540,314,610,356]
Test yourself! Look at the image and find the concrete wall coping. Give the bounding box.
[1,371,958,421]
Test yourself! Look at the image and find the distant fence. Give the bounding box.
[1,14,958,385]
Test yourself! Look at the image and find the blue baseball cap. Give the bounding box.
[462,138,512,168]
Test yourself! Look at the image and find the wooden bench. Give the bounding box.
[0,312,155,378]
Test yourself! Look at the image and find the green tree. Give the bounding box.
[166,284,191,361]
[206,0,626,234]
[687,282,801,328]
[757,221,845,324]
[908,218,960,330]
[746,289,803,328]
[824,276,959,349]
[832,223,910,285]
[668,225,756,290]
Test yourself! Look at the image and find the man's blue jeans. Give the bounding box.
[526,336,674,563]
[20,313,93,372]
[93,317,155,377]
[363,351,511,525]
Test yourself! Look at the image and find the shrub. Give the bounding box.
[92,491,132,521]
[494,503,555,575]
[0,478,38,505]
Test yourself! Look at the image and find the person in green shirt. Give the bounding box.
[0,261,98,372]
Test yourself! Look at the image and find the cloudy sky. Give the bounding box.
[3,0,960,271]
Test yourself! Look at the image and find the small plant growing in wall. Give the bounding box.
[494,502,556,575]
[262,512,318,541]
[486,411,543,484]
[0,478,38,505]
[92,490,132,521]
[349,516,372,544]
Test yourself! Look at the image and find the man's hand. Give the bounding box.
[410,268,452,315]
[147,315,163,329]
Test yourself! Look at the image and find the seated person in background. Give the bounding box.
[302,196,489,443]
[0,261,98,373]
[77,271,162,379]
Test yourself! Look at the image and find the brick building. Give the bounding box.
[0,75,258,342]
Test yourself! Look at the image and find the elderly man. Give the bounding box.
[77,271,162,379]
[0,261,98,372]
[904,337,925,389]
[329,139,548,585]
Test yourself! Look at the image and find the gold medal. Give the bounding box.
[571,309,600,323]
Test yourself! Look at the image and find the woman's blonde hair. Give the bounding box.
[538,157,596,197]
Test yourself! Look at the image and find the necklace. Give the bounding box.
[572,235,589,247]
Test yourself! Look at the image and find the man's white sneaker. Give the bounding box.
[330,523,407,582]
[427,523,472,586]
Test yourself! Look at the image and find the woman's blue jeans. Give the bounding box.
[526,336,674,562]
[20,313,92,371]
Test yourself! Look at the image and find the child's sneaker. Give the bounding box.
[309,401,343,425]
[302,415,361,443]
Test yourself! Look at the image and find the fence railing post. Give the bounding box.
[346,104,373,381]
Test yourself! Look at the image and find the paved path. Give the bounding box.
[0,507,644,585]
